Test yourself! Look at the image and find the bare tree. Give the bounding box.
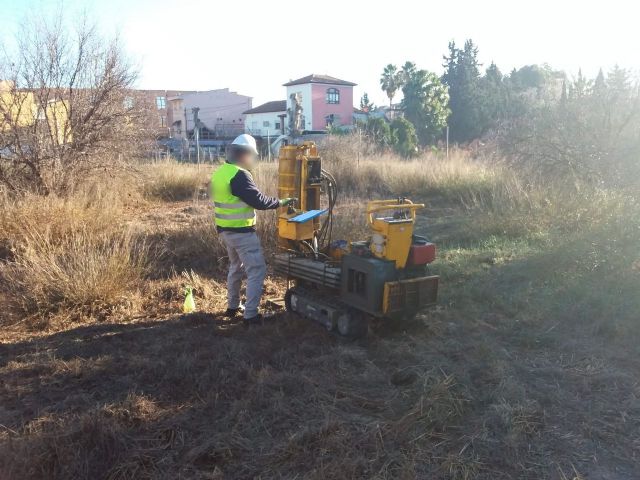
[0,13,152,195]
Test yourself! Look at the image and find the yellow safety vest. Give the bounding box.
[211,163,256,228]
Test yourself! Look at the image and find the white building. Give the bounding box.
[243,100,287,137]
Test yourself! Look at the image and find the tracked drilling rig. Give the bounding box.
[273,140,439,338]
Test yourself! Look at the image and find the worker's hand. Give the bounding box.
[279,197,298,207]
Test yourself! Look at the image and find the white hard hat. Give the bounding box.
[231,134,259,155]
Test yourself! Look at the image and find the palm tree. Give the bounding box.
[400,61,417,84]
[380,64,400,107]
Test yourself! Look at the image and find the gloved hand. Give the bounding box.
[279,197,298,207]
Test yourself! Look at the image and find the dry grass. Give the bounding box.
[0,187,124,252]
[0,183,148,328]
[1,226,148,323]
[323,149,505,201]
[141,160,210,201]
[1,148,640,479]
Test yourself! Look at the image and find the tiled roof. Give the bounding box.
[243,100,287,114]
[283,74,357,87]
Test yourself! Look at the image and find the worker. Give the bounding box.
[211,134,296,324]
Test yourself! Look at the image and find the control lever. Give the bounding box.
[287,198,299,214]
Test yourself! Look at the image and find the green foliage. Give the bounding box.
[606,64,630,93]
[442,42,568,141]
[569,69,592,99]
[389,117,418,157]
[380,64,402,106]
[400,61,417,84]
[502,66,640,187]
[507,64,566,100]
[326,124,349,136]
[509,64,549,91]
[401,68,450,146]
[442,39,483,143]
[593,68,606,97]
[378,60,450,147]
[477,62,509,132]
[560,80,568,104]
[359,93,376,113]
[363,117,392,149]
[505,64,566,120]
[375,42,639,188]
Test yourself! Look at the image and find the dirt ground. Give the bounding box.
[1,199,639,479]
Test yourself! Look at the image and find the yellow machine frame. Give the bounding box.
[277,143,322,244]
[367,199,425,268]
[382,275,439,314]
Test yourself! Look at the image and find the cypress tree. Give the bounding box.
[442,39,483,142]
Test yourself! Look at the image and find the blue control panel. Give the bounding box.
[287,209,328,223]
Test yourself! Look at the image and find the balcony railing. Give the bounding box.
[185,124,245,140]
[245,128,283,137]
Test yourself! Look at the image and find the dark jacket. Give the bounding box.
[217,166,279,233]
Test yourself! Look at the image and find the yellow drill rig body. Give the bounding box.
[274,141,439,338]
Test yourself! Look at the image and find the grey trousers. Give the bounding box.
[219,231,267,319]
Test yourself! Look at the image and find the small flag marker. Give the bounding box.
[183,286,196,313]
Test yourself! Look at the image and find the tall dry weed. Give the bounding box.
[0,187,148,325]
[142,160,210,201]
[1,226,147,319]
[322,147,515,203]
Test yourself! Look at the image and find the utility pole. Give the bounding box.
[267,129,271,162]
[192,107,201,168]
[195,127,200,169]
[184,107,189,161]
[446,125,450,159]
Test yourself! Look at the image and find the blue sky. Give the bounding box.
[0,0,637,106]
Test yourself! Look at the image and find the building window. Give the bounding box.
[275,122,281,130]
[123,96,133,109]
[326,88,340,104]
[263,121,270,127]
[156,96,166,109]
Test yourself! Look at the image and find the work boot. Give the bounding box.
[225,305,245,317]
[243,313,273,326]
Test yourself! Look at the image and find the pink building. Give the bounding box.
[283,74,356,131]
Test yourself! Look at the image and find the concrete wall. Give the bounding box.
[187,89,251,130]
[137,89,180,138]
[285,83,313,131]
[168,88,252,139]
[310,83,354,130]
[167,96,187,137]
